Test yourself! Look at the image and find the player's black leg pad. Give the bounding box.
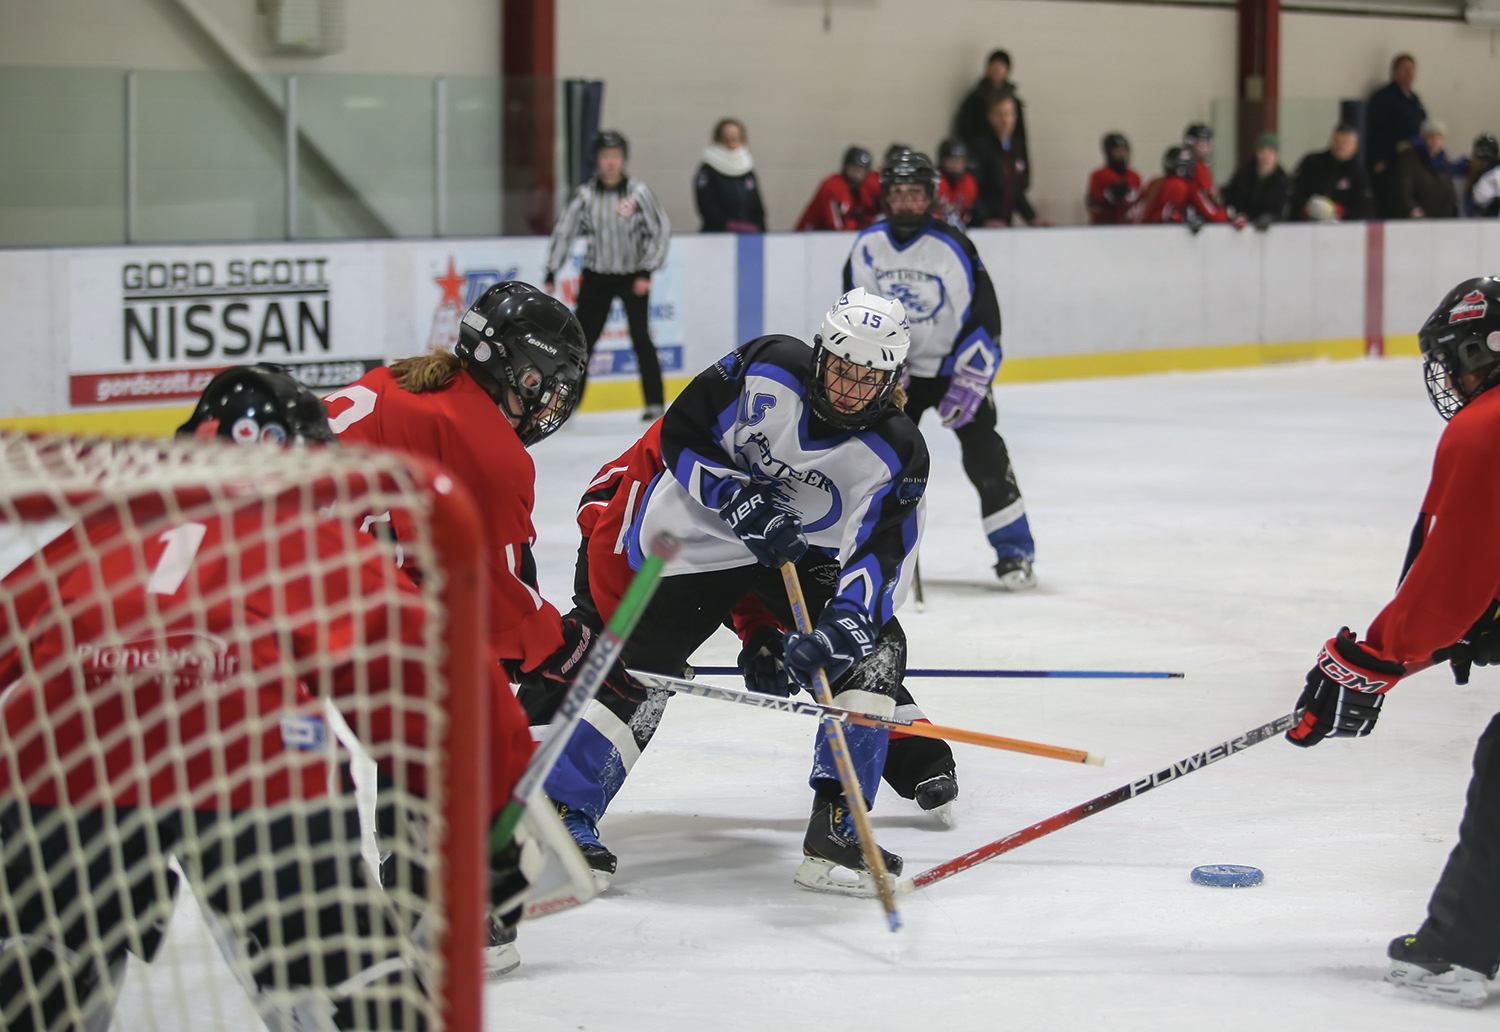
[516,671,567,726]
[882,736,956,799]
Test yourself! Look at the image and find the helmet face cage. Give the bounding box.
[882,153,938,232]
[809,339,899,430]
[1417,278,1500,420]
[485,327,584,446]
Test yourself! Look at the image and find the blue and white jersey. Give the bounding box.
[843,218,1004,382]
[627,335,927,627]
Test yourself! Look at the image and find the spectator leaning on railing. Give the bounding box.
[1392,120,1458,220]
[795,146,874,231]
[971,94,1039,227]
[544,129,670,419]
[1463,134,1499,216]
[694,118,766,233]
[1222,132,1290,228]
[1086,132,1140,225]
[1132,145,1227,229]
[1290,123,1372,222]
[1366,53,1426,217]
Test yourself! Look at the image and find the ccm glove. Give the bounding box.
[719,483,808,568]
[937,367,991,429]
[738,624,794,697]
[783,603,877,690]
[1447,600,1500,686]
[533,612,596,683]
[1286,628,1406,748]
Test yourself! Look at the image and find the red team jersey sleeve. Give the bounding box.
[1366,389,1500,666]
[326,367,564,672]
[795,175,856,231]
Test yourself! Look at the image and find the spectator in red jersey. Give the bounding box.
[1184,122,1221,204]
[859,142,914,223]
[1086,132,1141,225]
[936,138,979,226]
[795,146,875,230]
[1132,145,1228,229]
[972,95,1039,226]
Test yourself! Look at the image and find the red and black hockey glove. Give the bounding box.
[1446,600,1500,686]
[533,612,596,683]
[738,624,795,697]
[1286,628,1406,748]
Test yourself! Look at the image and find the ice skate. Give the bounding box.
[1386,934,1494,1007]
[554,800,617,889]
[993,555,1037,592]
[484,918,521,979]
[914,771,958,827]
[794,796,902,898]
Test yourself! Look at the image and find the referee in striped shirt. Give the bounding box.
[544,130,671,419]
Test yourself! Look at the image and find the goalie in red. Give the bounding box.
[0,366,555,1029]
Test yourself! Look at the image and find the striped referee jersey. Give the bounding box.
[545,177,671,277]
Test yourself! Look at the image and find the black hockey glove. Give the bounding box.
[533,612,596,683]
[719,482,808,568]
[1105,181,1131,205]
[738,625,794,697]
[1286,629,1405,748]
[783,603,877,690]
[1447,600,1500,685]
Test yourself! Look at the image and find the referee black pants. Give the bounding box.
[1417,708,1500,976]
[574,270,664,408]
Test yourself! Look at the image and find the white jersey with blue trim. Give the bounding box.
[843,219,1004,382]
[627,335,927,626]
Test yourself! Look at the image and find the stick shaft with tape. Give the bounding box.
[900,713,1296,894]
[781,562,903,932]
[489,533,678,853]
[629,670,1102,765]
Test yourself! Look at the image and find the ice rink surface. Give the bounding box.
[500,357,1495,1030]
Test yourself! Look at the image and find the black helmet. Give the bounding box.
[177,364,336,446]
[1102,132,1130,156]
[1473,133,1499,164]
[593,129,628,157]
[882,143,914,169]
[881,151,939,236]
[454,281,588,446]
[842,146,873,171]
[938,138,968,163]
[1184,122,1213,145]
[1417,277,1500,420]
[1163,145,1195,178]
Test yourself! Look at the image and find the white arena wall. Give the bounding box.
[1,221,1494,436]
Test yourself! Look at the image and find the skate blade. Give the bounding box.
[793,856,894,898]
[483,942,521,979]
[995,569,1037,592]
[589,868,613,893]
[925,801,955,828]
[1386,963,1491,1007]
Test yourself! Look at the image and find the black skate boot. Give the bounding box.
[554,800,617,889]
[794,794,903,897]
[1386,933,1495,1007]
[484,915,521,978]
[993,555,1037,592]
[914,770,958,827]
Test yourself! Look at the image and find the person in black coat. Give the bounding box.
[952,49,1030,187]
[1222,132,1290,227]
[970,94,1037,226]
[693,118,766,233]
[1290,124,1373,221]
[1366,54,1427,216]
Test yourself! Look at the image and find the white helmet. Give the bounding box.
[810,288,911,427]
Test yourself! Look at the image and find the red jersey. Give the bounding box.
[1366,388,1500,666]
[859,171,883,221]
[0,498,529,813]
[1193,159,1216,198]
[1131,176,1227,225]
[937,173,978,226]
[325,367,563,671]
[795,174,871,231]
[1086,166,1142,225]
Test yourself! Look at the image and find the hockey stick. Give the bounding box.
[628,669,1104,765]
[490,532,679,854]
[690,665,1185,681]
[913,556,925,613]
[782,562,903,932]
[897,712,1297,895]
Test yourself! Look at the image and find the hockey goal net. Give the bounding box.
[0,431,485,1031]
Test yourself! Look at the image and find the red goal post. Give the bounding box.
[0,431,485,1031]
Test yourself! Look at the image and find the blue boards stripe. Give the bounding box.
[736,234,764,343]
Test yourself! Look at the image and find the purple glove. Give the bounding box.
[937,366,990,428]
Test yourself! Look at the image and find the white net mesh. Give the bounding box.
[0,432,480,1031]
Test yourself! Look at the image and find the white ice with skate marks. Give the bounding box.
[105,360,1491,1029]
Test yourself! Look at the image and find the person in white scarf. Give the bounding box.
[694,118,767,232]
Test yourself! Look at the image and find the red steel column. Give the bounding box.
[501,0,556,235]
[1236,0,1280,167]
[1365,222,1386,356]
